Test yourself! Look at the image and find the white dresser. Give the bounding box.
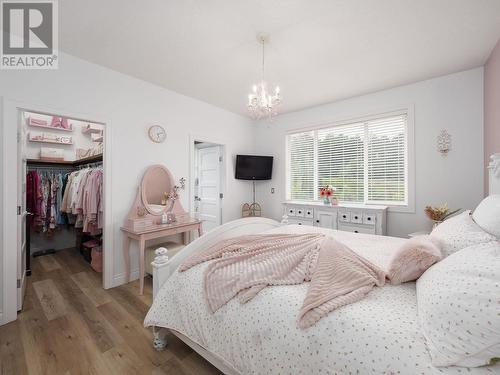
[283,201,388,235]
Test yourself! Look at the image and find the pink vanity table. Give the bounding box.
[121,216,202,295]
[121,164,202,295]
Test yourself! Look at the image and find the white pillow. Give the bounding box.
[472,195,500,237]
[416,240,500,367]
[430,211,496,257]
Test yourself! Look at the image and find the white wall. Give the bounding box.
[255,68,484,237]
[0,51,255,302]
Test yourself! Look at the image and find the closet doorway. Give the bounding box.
[190,139,226,233]
[1,100,113,325]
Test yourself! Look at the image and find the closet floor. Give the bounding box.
[0,248,222,375]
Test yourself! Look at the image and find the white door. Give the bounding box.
[17,111,27,310]
[196,146,222,233]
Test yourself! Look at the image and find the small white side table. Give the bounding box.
[408,230,430,238]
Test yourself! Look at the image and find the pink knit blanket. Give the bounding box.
[179,234,386,329]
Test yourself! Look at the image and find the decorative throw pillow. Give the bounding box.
[416,241,500,367]
[387,235,442,285]
[472,195,500,237]
[430,211,496,257]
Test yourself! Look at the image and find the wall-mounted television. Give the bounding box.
[235,155,273,180]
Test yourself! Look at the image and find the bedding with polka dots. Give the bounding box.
[145,226,500,374]
[417,240,500,368]
[430,210,496,257]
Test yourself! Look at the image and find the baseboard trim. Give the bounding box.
[111,269,140,288]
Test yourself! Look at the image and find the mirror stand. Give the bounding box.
[124,165,187,231]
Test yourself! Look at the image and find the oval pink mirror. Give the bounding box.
[141,165,174,215]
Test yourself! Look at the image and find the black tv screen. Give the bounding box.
[235,155,273,180]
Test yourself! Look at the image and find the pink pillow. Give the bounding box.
[388,236,442,285]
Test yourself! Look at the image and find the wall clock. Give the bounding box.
[148,125,166,143]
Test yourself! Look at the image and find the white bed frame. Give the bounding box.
[151,217,281,375]
[150,153,500,374]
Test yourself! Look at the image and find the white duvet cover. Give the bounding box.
[144,225,500,374]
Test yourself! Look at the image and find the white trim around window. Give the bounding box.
[285,107,415,213]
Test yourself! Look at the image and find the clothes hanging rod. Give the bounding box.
[27,165,75,172]
[77,161,102,169]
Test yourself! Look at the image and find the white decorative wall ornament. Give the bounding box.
[437,129,452,156]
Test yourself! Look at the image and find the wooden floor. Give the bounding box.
[0,248,222,375]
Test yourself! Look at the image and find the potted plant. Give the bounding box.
[424,203,461,229]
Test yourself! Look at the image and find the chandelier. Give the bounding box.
[247,34,281,119]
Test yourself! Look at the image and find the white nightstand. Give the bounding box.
[408,230,430,238]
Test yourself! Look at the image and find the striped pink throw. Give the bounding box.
[179,234,386,329]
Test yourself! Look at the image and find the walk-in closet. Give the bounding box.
[19,109,106,309]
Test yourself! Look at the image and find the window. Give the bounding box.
[287,112,408,206]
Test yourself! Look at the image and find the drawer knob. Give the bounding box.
[343,215,346,218]
[354,230,359,233]
[316,220,320,223]
[354,216,358,219]
[298,223,302,225]
[367,217,371,221]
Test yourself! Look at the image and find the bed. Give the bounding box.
[144,154,500,374]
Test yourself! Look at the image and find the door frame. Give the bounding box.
[189,134,226,228]
[0,97,114,325]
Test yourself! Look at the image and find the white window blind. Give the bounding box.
[288,131,315,200]
[367,115,407,204]
[317,123,364,202]
[286,112,408,206]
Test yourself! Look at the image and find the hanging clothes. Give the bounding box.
[26,171,42,226]
[60,166,103,235]
[27,166,102,236]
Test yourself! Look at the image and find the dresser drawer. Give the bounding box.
[338,224,376,235]
[288,218,314,226]
[363,213,376,225]
[295,207,305,217]
[338,211,351,222]
[350,211,363,224]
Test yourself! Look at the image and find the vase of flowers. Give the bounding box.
[319,186,334,205]
[424,203,461,229]
[165,177,186,223]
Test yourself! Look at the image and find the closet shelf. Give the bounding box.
[82,126,102,134]
[28,122,73,132]
[29,138,74,145]
[74,154,103,166]
[27,154,103,166]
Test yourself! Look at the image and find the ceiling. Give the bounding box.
[60,0,500,117]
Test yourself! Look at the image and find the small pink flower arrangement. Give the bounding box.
[319,186,334,197]
[319,186,337,205]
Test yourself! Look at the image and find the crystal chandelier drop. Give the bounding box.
[247,34,281,119]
